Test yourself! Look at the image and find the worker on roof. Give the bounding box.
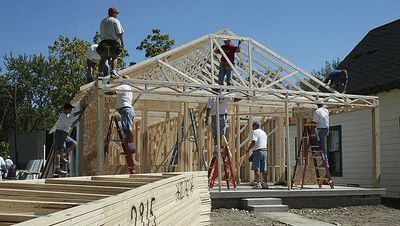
[324,69,348,93]
[97,7,125,79]
[215,39,241,86]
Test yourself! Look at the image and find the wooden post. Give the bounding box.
[270,118,276,183]
[183,102,190,171]
[235,105,241,184]
[177,103,184,172]
[96,80,105,175]
[198,104,206,171]
[277,117,285,183]
[372,107,381,187]
[248,106,254,183]
[216,96,222,191]
[285,99,291,190]
[141,109,149,173]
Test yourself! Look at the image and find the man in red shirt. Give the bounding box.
[215,39,241,86]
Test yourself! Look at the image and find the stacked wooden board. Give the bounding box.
[0,171,210,225]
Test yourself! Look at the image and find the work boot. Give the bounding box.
[110,70,120,79]
[252,182,262,189]
[54,168,68,176]
[262,182,269,189]
[60,153,69,163]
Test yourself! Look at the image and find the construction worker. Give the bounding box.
[5,156,13,178]
[246,120,268,189]
[53,103,79,175]
[116,75,135,153]
[324,69,348,93]
[86,44,110,83]
[97,7,124,78]
[0,156,6,181]
[215,39,241,86]
[312,104,330,166]
[205,88,231,152]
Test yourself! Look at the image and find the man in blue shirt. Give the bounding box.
[324,69,348,93]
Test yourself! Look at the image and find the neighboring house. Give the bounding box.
[293,19,400,199]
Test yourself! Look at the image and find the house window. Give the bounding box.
[327,125,342,177]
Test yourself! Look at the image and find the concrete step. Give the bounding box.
[241,198,282,206]
[248,204,289,212]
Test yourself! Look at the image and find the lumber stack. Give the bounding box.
[0,171,210,225]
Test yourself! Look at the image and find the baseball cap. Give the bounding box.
[253,120,261,126]
[108,7,120,14]
[64,103,75,110]
[224,39,231,42]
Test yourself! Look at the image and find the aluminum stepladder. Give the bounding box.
[208,136,237,189]
[292,123,334,189]
[104,115,136,174]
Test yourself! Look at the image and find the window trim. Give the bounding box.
[327,125,342,177]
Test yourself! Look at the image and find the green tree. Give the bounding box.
[299,58,341,91]
[136,29,175,58]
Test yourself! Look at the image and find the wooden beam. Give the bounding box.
[235,105,241,184]
[285,99,291,190]
[277,117,285,183]
[96,80,105,175]
[372,107,381,187]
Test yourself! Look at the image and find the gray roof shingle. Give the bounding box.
[338,19,400,95]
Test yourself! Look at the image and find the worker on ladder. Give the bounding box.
[205,88,231,154]
[109,75,136,153]
[312,104,330,167]
[53,103,80,176]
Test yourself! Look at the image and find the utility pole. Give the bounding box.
[13,85,18,168]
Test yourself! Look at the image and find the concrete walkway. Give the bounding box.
[263,212,336,226]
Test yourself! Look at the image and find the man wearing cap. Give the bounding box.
[215,39,241,86]
[97,7,125,78]
[246,120,268,189]
[53,103,80,175]
[86,43,110,83]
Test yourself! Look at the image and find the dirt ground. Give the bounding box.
[211,208,288,226]
[211,205,400,226]
[290,205,400,226]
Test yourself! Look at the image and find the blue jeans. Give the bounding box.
[252,149,267,172]
[86,60,110,83]
[218,67,232,85]
[54,130,77,152]
[317,128,329,163]
[211,115,227,137]
[118,107,135,131]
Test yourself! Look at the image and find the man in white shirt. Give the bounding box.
[246,120,268,189]
[97,7,125,78]
[86,44,110,83]
[53,103,79,175]
[116,75,135,153]
[312,104,330,164]
[0,156,6,181]
[5,156,13,178]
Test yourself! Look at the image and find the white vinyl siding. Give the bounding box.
[330,109,373,187]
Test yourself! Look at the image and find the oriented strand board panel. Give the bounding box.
[0,172,210,226]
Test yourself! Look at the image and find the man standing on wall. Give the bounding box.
[215,39,241,86]
[246,120,268,189]
[97,7,124,78]
[312,104,330,166]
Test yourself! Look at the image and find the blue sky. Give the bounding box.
[0,0,398,72]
